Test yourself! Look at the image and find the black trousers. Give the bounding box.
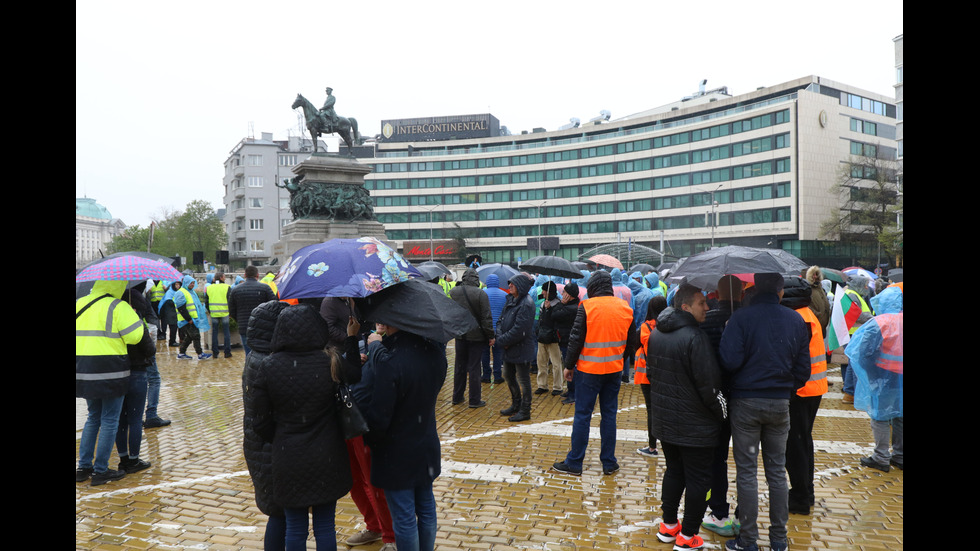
[503,361,532,414]
[178,323,202,355]
[787,394,822,509]
[660,442,714,537]
[453,340,487,405]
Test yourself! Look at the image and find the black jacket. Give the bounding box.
[228,279,277,328]
[550,294,580,350]
[495,274,536,362]
[251,304,361,508]
[647,307,727,448]
[450,269,493,342]
[241,299,290,517]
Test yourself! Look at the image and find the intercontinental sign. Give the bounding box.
[380,114,500,143]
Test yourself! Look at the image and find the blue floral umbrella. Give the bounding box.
[276,237,423,300]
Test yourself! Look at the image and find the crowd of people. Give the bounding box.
[77,255,902,551]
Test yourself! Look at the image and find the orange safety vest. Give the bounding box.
[875,313,903,374]
[576,296,634,375]
[796,306,828,397]
[634,319,656,385]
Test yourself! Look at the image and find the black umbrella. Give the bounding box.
[629,263,656,275]
[666,245,809,291]
[571,261,590,272]
[75,251,180,299]
[416,260,451,276]
[356,279,477,343]
[519,255,581,279]
[414,263,448,282]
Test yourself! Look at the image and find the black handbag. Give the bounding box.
[336,383,369,440]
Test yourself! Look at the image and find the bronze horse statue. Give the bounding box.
[292,93,361,153]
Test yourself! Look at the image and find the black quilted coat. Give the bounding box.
[250,303,361,508]
[646,306,727,448]
[241,299,289,517]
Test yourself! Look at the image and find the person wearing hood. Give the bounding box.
[481,274,508,385]
[251,303,362,551]
[837,275,874,403]
[158,280,182,347]
[804,266,831,334]
[646,283,727,550]
[495,274,536,422]
[76,279,145,486]
[450,268,494,408]
[550,282,581,405]
[719,273,810,551]
[241,299,290,550]
[553,270,638,477]
[609,268,635,309]
[174,274,212,360]
[645,271,667,297]
[780,276,828,516]
[847,285,903,473]
[533,281,564,397]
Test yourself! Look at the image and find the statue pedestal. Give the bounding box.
[272,153,389,260]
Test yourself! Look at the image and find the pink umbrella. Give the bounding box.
[589,254,624,270]
[75,254,184,283]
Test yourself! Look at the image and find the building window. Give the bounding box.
[279,155,297,166]
[247,154,263,166]
[250,219,264,230]
[249,240,265,252]
[249,198,263,208]
[248,176,264,187]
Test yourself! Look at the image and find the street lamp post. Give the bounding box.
[419,203,441,261]
[526,200,547,256]
[709,184,722,248]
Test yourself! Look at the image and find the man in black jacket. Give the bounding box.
[450,268,494,408]
[647,283,727,550]
[228,265,277,356]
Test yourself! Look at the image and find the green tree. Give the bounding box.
[106,225,152,254]
[820,149,902,266]
[105,200,225,268]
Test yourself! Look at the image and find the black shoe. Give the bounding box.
[551,389,562,396]
[452,400,464,405]
[602,462,620,475]
[551,461,582,476]
[143,417,171,429]
[76,467,94,483]
[493,379,505,385]
[508,412,530,422]
[561,397,575,405]
[90,469,126,486]
[534,388,548,395]
[500,405,519,416]
[224,352,233,358]
[469,401,487,408]
[889,458,904,470]
[481,378,491,383]
[119,458,152,474]
[560,390,569,397]
[860,456,890,472]
[788,502,810,515]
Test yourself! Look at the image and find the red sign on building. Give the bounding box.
[402,239,462,261]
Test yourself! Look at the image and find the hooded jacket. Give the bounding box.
[484,274,508,330]
[251,304,361,508]
[450,268,494,342]
[563,270,639,373]
[846,286,903,420]
[174,275,210,331]
[76,280,145,399]
[627,278,655,330]
[495,274,536,362]
[647,307,727,447]
[241,299,290,517]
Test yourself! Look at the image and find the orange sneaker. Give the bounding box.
[673,533,704,550]
[657,521,681,543]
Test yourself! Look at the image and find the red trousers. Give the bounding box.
[346,436,394,543]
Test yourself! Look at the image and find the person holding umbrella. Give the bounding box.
[495,274,536,422]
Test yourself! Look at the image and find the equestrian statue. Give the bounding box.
[292,87,361,153]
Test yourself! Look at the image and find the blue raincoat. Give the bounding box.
[173,275,211,331]
[846,287,902,420]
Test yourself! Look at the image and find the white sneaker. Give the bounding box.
[345,529,382,546]
[378,543,397,551]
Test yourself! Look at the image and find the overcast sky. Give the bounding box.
[76,0,903,228]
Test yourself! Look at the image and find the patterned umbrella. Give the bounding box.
[75,254,184,283]
[276,237,423,300]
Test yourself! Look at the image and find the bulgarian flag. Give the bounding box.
[828,290,863,351]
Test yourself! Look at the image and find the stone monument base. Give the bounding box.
[272,218,390,261]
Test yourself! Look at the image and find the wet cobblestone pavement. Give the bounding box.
[77,341,902,550]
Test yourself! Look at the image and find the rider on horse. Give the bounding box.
[318,87,339,131]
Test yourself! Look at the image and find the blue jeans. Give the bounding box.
[211,316,232,355]
[240,331,251,356]
[145,358,162,420]
[284,502,336,551]
[79,395,125,473]
[385,483,437,551]
[730,398,791,547]
[116,370,148,458]
[565,370,621,470]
